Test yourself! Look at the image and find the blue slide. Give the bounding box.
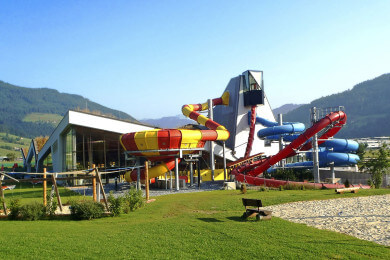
[248,111,360,170]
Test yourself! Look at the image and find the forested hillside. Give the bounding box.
[284,73,390,138]
[0,81,138,138]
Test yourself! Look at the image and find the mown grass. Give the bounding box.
[1,187,389,259]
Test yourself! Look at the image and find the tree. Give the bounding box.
[35,136,49,152]
[356,143,368,161]
[359,144,390,188]
[6,152,16,161]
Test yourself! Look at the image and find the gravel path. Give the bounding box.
[67,181,225,198]
[264,195,390,246]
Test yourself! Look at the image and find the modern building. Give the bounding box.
[22,110,154,173]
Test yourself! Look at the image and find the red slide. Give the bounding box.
[233,111,348,184]
[244,105,257,158]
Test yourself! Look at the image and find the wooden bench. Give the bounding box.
[242,198,272,221]
[335,187,360,194]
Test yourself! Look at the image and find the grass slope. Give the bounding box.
[22,113,63,127]
[1,187,389,259]
[0,132,30,158]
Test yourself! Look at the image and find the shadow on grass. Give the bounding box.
[226,216,245,222]
[197,218,224,223]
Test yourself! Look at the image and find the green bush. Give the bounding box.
[108,191,123,216]
[259,186,269,192]
[20,201,46,221]
[283,183,303,190]
[45,196,58,218]
[271,168,313,182]
[8,198,21,220]
[70,200,105,220]
[123,187,144,213]
[281,182,318,191]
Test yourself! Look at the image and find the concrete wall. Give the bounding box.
[320,169,390,187]
[213,72,279,160]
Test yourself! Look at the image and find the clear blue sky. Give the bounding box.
[1,0,389,119]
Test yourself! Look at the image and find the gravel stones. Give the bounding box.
[265,195,390,246]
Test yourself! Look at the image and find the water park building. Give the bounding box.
[21,70,365,188]
[22,110,154,173]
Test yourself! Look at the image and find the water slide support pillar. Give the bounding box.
[136,157,141,191]
[311,107,320,183]
[330,162,335,182]
[208,99,215,181]
[189,161,194,186]
[223,141,227,181]
[197,159,201,189]
[278,114,285,168]
[169,171,173,191]
[175,157,180,191]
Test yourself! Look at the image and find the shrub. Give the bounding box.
[259,186,269,192]
[240,183,247,194]
[70,200,105,220]
[20,201,46,221]
[8,198,21,220]
[108,191,123,216]
[45,196,58,218]
[123,187,144,213]
[272,168,313,182]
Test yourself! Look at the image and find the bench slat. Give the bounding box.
[242,198,263,207]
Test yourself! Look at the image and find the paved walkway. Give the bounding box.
[67,181,225,198]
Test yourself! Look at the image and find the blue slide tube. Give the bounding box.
[319,139,359,153]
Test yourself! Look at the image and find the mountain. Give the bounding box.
[284,73,390,138]
[140,115,193,128]
[0,80,139,138]
[273,103,303,115]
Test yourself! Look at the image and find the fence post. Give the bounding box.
[145,161,149,201]
[92,164,97,202]
[43,168,47,206]
[0,175,7,216]
[95,168,109,211]
[51,173,63,212]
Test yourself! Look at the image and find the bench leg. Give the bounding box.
[256,214,272,221]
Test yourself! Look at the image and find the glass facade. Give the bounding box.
[63,126,126,172]
[64,127,77,171]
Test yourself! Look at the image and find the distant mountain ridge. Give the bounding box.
[140,104,304,129]
[0,80,138,138]
[2,72,388,139]
[273,103,303,115]
[284,73,390,138]
[140,115,193,128]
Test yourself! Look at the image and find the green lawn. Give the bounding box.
[1,187,389,259]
